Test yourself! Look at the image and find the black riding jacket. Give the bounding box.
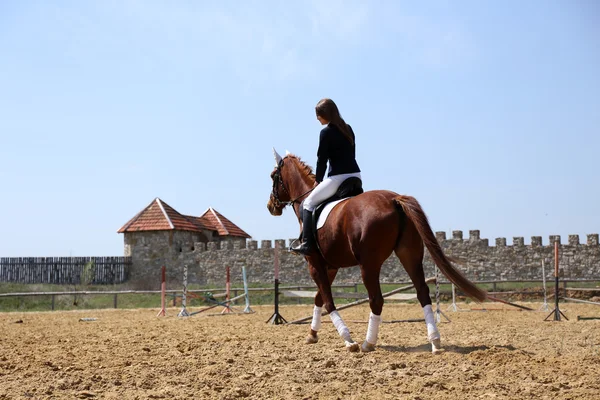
[315,123,361,183]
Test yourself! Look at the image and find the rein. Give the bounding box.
[288,187,315,205]
[271,161,315,210]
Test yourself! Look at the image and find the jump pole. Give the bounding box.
[288,277,436,325]
[487,295,534,311]
[178,265,190,317]
[242,266,254,313]
[538,259,549,312]
[435,268,451,323]
[178,265,253,317]
[221,266,233,314]
[545,241,568,321]
[564,298,600,306]
[156,265,167,317]
[267,242,287,324]
[191,292,248,316]
[446,284,460,312]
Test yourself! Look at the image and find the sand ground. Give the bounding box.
[1,302,599,400]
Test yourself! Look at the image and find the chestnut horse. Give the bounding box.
[267,149,487,353]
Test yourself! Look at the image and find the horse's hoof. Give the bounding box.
[431,339,443,354]
[305,334,318,344]
[361,341,376,352]
[345,341,360,352]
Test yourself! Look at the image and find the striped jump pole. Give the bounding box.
[178,265,190,317]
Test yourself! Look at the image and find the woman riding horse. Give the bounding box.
[290,98,362,255]
[268,147,487,353]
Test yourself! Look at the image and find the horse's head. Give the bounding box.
[267,148,290,216]
[267,148,316,216]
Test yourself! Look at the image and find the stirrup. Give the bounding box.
[290,240,313,255]
[288,238,301,252]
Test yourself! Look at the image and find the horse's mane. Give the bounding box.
[286,154,316,181]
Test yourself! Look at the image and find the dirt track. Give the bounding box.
[1,302,599,399]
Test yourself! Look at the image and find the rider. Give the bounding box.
[291,98,362,255]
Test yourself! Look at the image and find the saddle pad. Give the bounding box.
[317,198,350,230]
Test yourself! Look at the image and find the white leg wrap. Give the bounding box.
[310,306,322,331]
[330,311,352,342]
[366,312,382,345]
[423,305,440,341]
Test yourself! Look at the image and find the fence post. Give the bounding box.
[113,293,118,309]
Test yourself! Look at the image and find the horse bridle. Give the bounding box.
[270,160,314,211]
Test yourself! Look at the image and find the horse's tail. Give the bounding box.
[393,195,487,302]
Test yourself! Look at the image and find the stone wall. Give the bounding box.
[127,230,600,289]
[124,230,247,288]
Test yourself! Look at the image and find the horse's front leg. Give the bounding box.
[306,267,339,345]
[307,258,359,352]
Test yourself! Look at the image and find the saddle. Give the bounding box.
[298,177,364,250]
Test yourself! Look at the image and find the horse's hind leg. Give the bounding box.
[359,263,384,353]
[395,223,442,353]
[306,267,339,344]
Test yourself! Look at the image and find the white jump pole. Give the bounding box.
[435,267,451,323]
[447,284,459,312]
[156,265,167,317]
[242,266,253,313]
[539,259,549,312]
[178,265,190,317]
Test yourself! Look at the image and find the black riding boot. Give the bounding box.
[291,210,315,255]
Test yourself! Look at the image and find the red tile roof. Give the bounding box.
[198,207,252,238]
[117,198,204,233]
[185,216,213,231]
[118,199,251,239]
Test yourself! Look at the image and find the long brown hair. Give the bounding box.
[315,98,354,145]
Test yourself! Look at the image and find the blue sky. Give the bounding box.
[1,1,598,256]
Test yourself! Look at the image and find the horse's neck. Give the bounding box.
[287,161,313,198]
[291,178,312,200]
[288,165,313,219]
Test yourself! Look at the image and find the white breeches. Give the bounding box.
[303,172,362,211]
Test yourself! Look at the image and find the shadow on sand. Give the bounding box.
[378,343,518,354]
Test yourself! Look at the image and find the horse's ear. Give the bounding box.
[273,147,283,166]
[285,150,291,156]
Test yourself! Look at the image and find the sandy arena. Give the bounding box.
[1,303,599,399]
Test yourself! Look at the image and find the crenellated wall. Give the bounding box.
[127,230,600,289]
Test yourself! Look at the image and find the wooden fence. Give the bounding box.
[0,257,130,285]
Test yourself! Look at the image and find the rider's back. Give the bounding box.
[315,124,361,183]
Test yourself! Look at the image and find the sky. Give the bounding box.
[0,1,598,257]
